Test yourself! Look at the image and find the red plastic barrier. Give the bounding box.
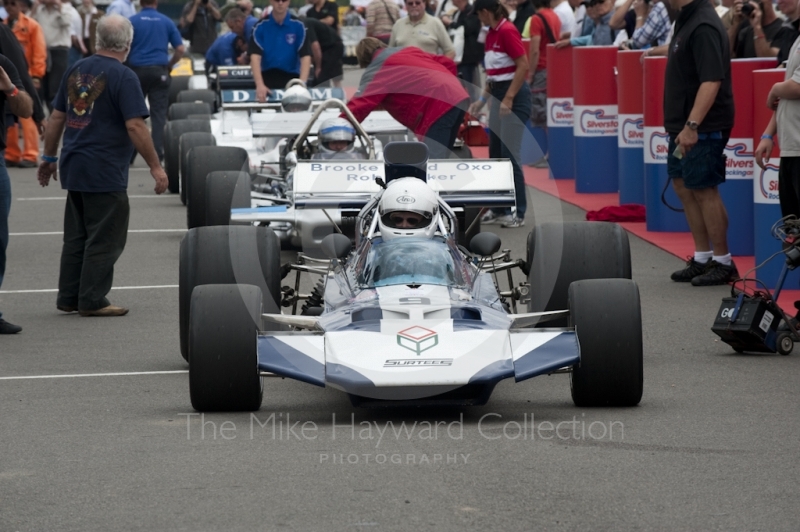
[642,56,688,231]
[617,50,644,115]
[572,47,618,192]
[721,58,774,256]
[546,44,572,98]
[546,44,574,179]
[573,46,617,106]
[752,69,785,151]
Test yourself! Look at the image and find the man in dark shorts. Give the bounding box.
[665,0,737,286]
[37,15,168,317]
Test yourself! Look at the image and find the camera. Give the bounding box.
[741,1,762,16]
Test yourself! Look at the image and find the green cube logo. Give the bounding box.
[397,326,438,355]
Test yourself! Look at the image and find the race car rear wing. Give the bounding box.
[220,87,348,111]
[247,109,409,138]
[290,159,516,210]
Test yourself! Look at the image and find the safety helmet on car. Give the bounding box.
[377,177,439,241]
[281,84,312,112]
[318,117,357,156]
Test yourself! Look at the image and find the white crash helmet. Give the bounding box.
[318,117,357,156]
[377,177,439,241]
[281,83,312,112]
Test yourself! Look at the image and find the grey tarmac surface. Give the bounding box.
[2,117,799,530]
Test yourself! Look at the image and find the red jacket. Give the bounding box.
[346,47,468,138]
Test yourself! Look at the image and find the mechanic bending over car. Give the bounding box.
[346,37,469,160]
[377,177,440,240]
[249,0,312,100]
[312,117,367,159]
[469,0,532,229]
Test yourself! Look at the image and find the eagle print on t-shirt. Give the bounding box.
[66,69,107,129]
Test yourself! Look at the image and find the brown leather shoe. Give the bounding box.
[57,305,77,313]
[79,305,129,317]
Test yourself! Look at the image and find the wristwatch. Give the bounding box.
[686,120,699,131]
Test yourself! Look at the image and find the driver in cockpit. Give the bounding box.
[312,117,367,160]
[377,177,440,240]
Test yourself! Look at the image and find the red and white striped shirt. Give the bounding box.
[484,18,525,82]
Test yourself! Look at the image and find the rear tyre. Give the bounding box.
[169,102,212,121]
[164,120,211,194]
[179,132,216,205]
[169,75,191,106]
[528,221,631,326]
[179,225,281,361]
[177,89,217,112]
[189,284,263,411]
[186,146,249,229]
[569,279,643,407]
[205,171,251,226]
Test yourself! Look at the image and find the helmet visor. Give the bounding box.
[382,211,432,229]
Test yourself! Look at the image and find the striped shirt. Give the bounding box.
[484,18,525,81]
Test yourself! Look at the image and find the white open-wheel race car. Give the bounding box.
[164,70,480,253]
[179,141,644,410]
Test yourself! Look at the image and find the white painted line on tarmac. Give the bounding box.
[9,229,188,236]
[17,195,172,201]
[0,284,178,294]
[0,370,188,380]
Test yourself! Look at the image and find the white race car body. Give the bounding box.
[253,155,579,406]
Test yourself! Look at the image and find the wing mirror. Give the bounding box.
[469,232,501,257]
[321,233,352,260]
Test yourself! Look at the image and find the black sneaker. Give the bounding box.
[671,257,709,282]
[691,260,739,286]
[0,318,22,334]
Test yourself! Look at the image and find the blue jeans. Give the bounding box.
[0,155,10,319]
[489,80,532,218]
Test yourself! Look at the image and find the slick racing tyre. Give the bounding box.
[164,120,211,194]
[186,146,249,229]
[176,89,217,113]
[168,102,212,121]
[189,284,263,411]
[179,132,216,205]
[528,221,631,327]
[569,279,643,407]
[168,75,190,106]
[205,171,251,226]
[179,225,281,361]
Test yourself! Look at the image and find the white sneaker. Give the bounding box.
[480,211,498,224]
[493,214,514,225]
[501,217,525,228]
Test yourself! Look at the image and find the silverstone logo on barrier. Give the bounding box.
[547,99,573,127]
[756,163,780,203]
[397,326,438,355]
[724,140,754,180]
[618,116,644,148]
[645,128,670,163]
[575,106,618,137]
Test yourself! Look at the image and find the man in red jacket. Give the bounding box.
[348,37,469,159]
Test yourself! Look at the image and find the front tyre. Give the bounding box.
[569,279,643,407]
[189,284,263,412]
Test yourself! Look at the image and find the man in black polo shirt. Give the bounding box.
[301,16,343,87]
[665,0,736,286]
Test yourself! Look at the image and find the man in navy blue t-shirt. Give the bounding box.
[249,0,311,97]
[37,15,168,317]
[128,0,186,161]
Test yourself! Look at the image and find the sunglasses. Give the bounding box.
[273,0,290,3]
